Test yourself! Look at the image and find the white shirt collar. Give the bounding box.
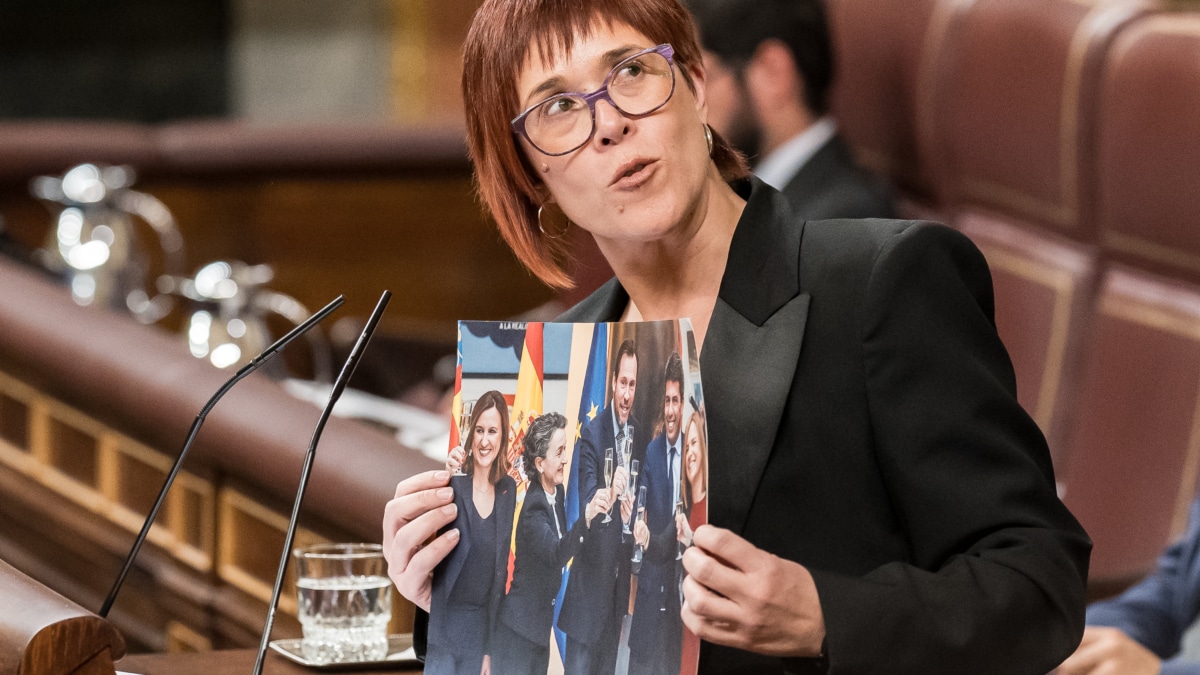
[754,116,838,191]
[611,404,629,440]
[544,486,561,536]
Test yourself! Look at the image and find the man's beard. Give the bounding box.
[724,119,763,165]
[724,110,763,166]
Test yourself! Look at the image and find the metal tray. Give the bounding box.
[268,634,419,670]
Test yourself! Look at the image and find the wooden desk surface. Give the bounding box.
[117,649,423,675]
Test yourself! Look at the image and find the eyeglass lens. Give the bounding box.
[524,49,674,155]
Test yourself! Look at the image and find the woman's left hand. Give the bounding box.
[680,525,825,658]
[480,654,491,675]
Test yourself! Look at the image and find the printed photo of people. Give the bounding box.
[427,319,707,675]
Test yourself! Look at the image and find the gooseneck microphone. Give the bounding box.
[98,295,345,619]
[252,290,390,675]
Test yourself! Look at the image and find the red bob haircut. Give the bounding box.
[462,0,749,289]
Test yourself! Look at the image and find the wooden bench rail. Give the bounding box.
[0,558,125,675]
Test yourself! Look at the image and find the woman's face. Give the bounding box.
[539,428,568,488]
[471,407,504,470]
[685,421,704,490]
[514,22,712,249]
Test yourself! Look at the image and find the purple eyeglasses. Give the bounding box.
[512,44,677,156]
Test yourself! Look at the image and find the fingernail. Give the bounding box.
[437,487,454,500]
[434,470,449,481]
[442,503,458,516]
[447,528,460,540]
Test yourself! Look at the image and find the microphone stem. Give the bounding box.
[98,294,343,619]
[99,362,254,618]
[251,393,336,675]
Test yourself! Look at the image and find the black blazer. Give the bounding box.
[427,473,517,655]
[557,177,1091,674]
[780,134,894,222]
[556,403,641,645]
[497,483,585,646]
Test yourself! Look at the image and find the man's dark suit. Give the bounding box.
[778,134,894,222]
[557,177,1090,674]
[628,431,683,674]
[425,473,516,675]
[492,483,585,673]
[557,405,641,675]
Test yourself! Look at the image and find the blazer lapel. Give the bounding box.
[494,480,514,576]
[442,476,472,590]
[555,486,567,539]
[702,179,810,535]
[703,296,809,534]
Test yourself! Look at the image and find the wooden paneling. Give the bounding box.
[0,368,414,652]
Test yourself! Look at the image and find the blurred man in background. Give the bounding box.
[689,0,894,221]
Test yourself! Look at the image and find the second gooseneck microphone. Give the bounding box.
[252,290,391,675]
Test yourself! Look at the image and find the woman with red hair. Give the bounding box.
[382,0,1090,672]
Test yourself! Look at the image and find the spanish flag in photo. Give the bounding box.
[506,322,544,592]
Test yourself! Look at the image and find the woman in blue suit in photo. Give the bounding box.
[427,389,516,675]
[491,412,614,673]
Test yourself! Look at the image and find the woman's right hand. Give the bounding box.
[446,445,466,474]
[584,487,612,527]
[381,470,459,612]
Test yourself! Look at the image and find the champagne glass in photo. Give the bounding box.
[603,447,614,523]
[622,425,635,477]
[623,459,640,535]
[619,426,634,524]
[452,399,473,476]
[675,498,686,560]
[631,485,648,571]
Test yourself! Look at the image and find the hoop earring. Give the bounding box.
[538,201,571,239]
[704,124,714,155]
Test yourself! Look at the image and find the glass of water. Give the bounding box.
[294,543,392,664]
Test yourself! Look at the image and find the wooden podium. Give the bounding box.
[0,559,125,675]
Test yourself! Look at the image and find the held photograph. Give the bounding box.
[427,319,707,675]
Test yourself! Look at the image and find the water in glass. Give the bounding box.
[297,573,391,663]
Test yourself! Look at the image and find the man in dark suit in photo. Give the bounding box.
[628,352,686,675]
[558,338,639,675]
[689,0,895,221]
